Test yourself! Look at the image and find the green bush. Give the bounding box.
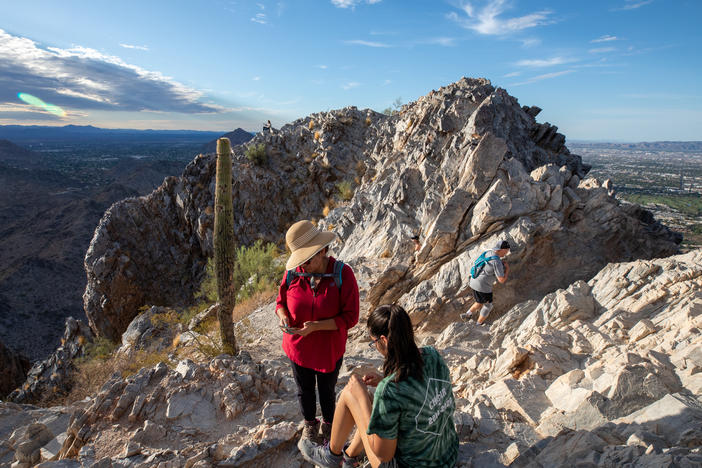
[195,258,218,303]
[197,240,284,304]
[233,240,285,301]
[81,336,117,361]
[336,180,353,201]
[245,143,267,166]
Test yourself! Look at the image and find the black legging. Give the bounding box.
[290,357,343,423]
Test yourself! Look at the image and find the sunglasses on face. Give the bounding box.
[368,336,380,348]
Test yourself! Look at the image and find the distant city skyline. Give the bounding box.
[1,0,701,141]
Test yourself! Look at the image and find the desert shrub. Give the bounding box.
[382,96,403,115]
[196,242,283,305]
[308,120,315,130]
[245,143,267,166]
[314,131,321,141]
[82,336,118,361]
[336,180,353,201]
[234,240,285,301]
[196,258,218,303]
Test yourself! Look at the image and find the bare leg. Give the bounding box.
[328,375,384,468]
[469,301,483,316]
[345,430,364,457]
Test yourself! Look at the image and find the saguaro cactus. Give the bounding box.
[214,137,239,355]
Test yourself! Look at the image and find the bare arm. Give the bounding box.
[345,376,398,462]
[497,261,509,283]
[295,318,338,336]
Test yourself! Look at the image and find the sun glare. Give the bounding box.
[17,92,66,117]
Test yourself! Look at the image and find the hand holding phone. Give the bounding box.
[280,325,300,335]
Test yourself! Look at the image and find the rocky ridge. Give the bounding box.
[1,250,699,467]
[1,77,694,466]
[83,77,679,343]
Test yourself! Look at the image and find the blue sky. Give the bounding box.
[1,0,700,141]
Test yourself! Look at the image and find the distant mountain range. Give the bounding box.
[570,141,702,152]
[0,124,226,143]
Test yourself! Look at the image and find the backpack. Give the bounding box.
[285,260,345,291]
[470,252,500,279]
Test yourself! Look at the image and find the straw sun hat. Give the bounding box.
[285,220,338,270]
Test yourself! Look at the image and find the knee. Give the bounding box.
[479,303,493,318]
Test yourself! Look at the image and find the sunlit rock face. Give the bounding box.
[83,77,679,341]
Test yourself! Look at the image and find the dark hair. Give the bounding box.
[367,304,423,382]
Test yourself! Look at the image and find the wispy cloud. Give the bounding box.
[342,81,360,90]
[591,35,618,43]
[511,69,575,86]
[612,0,654,11]
[448,0,553,35]
[251,3,267,24]
[503,71,521,77]
[252,76,261,81]
[417,37,456,47]
[382,79,392,86]
[332,0,381,9]
[316,64,328,69]
[119,43,149,51]
[251,13,267,24]
[0,29,220,114]
[588,47,616,54]
[515,56,575,67]
[344,39,391,48]
[521,38,541,48]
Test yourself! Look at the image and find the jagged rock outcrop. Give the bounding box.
[56,351,306,467]
[0,340,30,397]
[8,318,93,405]
[0,250,694,466]
[83,77,679,342]
[439,249,702,466]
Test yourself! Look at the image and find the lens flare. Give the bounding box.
[17,93,66,117]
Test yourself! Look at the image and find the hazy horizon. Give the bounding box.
[2,0,701,141]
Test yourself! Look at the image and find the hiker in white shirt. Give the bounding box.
[461,240,510,325]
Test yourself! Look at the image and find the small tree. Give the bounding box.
[382,96,403,115]
[214,138,239,355]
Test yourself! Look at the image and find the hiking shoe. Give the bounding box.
[342,447,365,468]
[298,438,343,468]
[460,311,473,322]
[302,419,322,444]
[321,420,332,443]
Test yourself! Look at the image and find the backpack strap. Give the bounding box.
[471,252,501,279]
[332,260,344,289]
[285,261,345,291]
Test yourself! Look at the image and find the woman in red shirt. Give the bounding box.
[276,220,360,443]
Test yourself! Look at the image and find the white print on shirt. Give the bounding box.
[414,377,453,435]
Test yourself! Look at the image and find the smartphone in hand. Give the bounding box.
[280,325,299,335]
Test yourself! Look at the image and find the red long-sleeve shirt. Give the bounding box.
[276,256,359,372]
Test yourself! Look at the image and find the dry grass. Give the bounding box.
[52,289,278,406]
[308,120,315,130]
[314,131,321,141]
[234,289,277,322]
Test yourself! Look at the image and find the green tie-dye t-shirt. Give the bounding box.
[367,346,458,468]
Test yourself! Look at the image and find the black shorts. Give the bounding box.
[472,289,493,304]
